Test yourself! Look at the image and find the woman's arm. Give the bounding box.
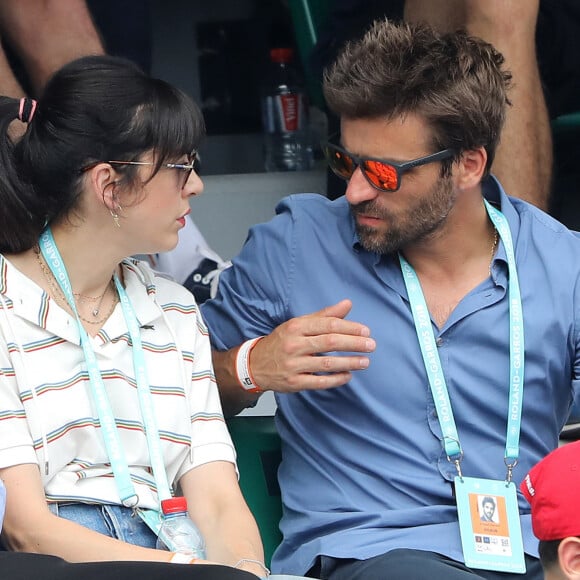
[180,461,266,577]
[0,463,174,563]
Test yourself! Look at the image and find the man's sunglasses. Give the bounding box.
[322,140,454,192]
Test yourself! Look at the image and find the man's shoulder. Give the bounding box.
[227,193,348,250]
[275,193,349,219]
[511,196,580,245]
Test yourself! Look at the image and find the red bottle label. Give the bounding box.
[278,94,300,132]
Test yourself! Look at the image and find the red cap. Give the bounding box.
[270,48,293,64]
[520,441,580,541]
[160,496,188,515]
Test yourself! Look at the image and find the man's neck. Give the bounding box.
[400,195,496,328]
[401,195,494,282]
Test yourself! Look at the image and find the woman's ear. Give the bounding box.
[85,162,119,211]
[454,146,487,190]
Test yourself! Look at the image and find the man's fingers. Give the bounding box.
[308,333,376,355]
[301,354,371,374]
[289,300,371,339]
[314,298,353,319]
[286,371,354,392]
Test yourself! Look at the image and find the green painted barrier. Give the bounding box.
[227,416,283,568]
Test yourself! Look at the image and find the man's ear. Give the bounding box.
[558,536,580,578]
[454,147,487,190]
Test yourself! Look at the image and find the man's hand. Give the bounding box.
[249,299,376,393]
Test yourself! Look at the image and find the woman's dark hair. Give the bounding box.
[0,55,205,253]
[323,19,512,178]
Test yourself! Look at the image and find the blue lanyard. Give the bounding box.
[398,200,524,481]
[39,229,172,505]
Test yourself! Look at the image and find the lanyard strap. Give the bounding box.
[398,201,524,480]
[114,276,171,500]
[39,229,171,505]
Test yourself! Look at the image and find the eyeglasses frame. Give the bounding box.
[322,139,455,192]
[79,154,198,189]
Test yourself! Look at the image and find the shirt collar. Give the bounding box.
[0,256,163,344]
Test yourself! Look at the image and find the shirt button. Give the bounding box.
[436,337,444,347]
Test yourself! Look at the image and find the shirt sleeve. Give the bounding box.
[201,196,299,350]
[175,304,237,482]
[0,332,38,470]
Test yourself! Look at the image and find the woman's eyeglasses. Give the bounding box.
[80,154,199,189]
[321,140,454,192]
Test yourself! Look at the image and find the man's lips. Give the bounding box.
[355,213,383,226]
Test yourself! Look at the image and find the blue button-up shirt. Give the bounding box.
[202,177,580,575]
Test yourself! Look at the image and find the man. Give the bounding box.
[314,0,555,210]
[481,497,498,523]
[202,19,580,580]
[521,441,580,579]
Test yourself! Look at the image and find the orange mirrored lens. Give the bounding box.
[363,160,399,190]
[330,149,356,178]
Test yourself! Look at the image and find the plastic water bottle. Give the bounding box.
[261,47,314,172]
[156,496,206,559]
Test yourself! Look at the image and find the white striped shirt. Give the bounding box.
[0,255,235,509]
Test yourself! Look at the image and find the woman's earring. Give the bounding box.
[109,205,123,228]
[109,184,122,227]
[110,207,121,228]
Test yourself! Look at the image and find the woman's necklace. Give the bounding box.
[34,246,118,324]
[75,280,113,317]
[76,291,118,324]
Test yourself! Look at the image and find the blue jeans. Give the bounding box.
[307,550,543,580]
[48,503,157,548]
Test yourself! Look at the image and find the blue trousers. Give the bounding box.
[48,502,157,547]
[308,549,543,580]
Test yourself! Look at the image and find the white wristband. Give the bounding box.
[169,552,198,564]
[235,337,264,393]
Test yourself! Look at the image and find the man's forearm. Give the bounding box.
[211,348,262,418]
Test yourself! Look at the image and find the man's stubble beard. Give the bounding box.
[351,175,456,254]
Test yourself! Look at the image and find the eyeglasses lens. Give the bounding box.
[176,156,195,189]
[328,148,355,179]
[363,160,399,191]
[326,145,400,191]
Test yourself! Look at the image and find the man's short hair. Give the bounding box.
[482,496,495,507]
[323,18,512,176]
[538,539,561,570]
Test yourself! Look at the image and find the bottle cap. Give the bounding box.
[270,48,293,64]
[160,496,188,515]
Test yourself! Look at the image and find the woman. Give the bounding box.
[0,55,265,577]
[0,480,258,579]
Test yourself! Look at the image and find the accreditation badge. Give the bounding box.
[455,476,525,574]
